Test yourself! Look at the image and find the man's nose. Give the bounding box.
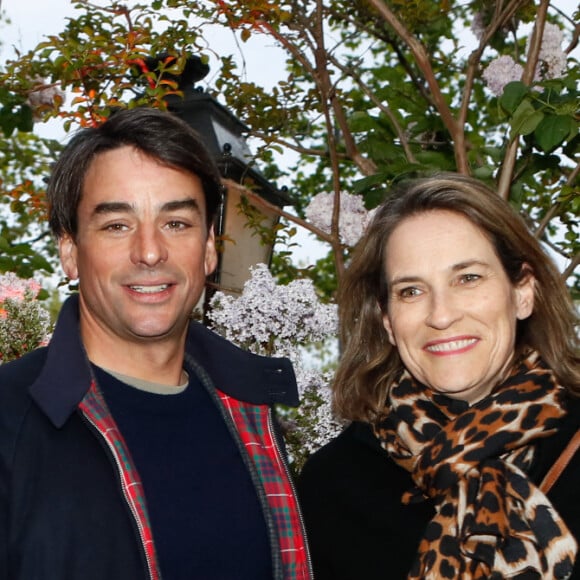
[130,226,168,267]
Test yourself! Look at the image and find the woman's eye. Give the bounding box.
[399,287,421,298]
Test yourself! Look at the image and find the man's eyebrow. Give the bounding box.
[90,198,202,217]
[92,201,133,216]
[161,199,202,213]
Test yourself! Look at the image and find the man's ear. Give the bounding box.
[515,266,535,321]
[204,225,218,277]
[59,234,79,280]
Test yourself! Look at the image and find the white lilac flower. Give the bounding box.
[536,22,567,80]
[482,55,524,96]
[305,191,375,247]
[207,263,338,359]
[208,264,342,459]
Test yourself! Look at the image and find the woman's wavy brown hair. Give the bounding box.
[333,173,580,422]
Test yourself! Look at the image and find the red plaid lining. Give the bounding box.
[79,380,161,580]
[218,390,311,580]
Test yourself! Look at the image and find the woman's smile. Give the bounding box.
[382,210,535,404]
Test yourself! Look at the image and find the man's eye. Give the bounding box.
[166,221,190,230]
[460,273,481,284]
[103,223,127,232]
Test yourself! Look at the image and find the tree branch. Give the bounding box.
[326,52,417,163]
[366,0,468,173]
[223,179,337,246]
[311,0,346,279]
[535,160,580,239]
[497,0,549,199]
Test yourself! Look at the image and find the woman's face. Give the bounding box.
[382,210,535,404]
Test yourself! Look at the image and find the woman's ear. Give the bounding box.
[515,265,535,321]
[382,312,397,346]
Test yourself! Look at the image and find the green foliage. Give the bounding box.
[0,87,33,136]
[0,127,61,277]
[0,0,578,295]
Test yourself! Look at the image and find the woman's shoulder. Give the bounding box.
[299,421,389,482]
[528,393,579,482]
[298,420,425,504]
[297,422,434,580]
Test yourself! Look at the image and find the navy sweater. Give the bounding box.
[95,366,272,580]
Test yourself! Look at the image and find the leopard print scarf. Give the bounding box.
[375,351,577,579]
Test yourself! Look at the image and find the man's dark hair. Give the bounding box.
[47,107,223,237]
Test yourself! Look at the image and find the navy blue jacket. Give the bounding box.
[0,294,304,580]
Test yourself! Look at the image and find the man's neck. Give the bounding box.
[81,328,187,387]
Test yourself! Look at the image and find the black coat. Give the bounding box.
[0,295,302,580]
[297,397,580,580]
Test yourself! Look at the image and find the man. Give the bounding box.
[0,108,311,580]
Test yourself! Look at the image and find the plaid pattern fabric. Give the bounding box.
[218,390,311,580]
[79,380,161,580]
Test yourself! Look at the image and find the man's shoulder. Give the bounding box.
[0,348,47,392]
[186,320,299,407]
[0,348,48,444]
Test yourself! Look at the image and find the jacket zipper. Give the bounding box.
[79,410,157,580]
[186,355,284,579]
[267,408,314,579]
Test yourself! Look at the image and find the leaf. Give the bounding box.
[472,166,494,179]
[510,100,544,138]
[500,81,529,114]
[352,173,389,194]
[534,115,578,153]
[16,105,34,133]
[348,111,376,132]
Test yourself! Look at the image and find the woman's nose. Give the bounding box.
[425,290,461,329]
[130,226,168,267]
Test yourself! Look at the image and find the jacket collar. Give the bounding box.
[30,294,299,428]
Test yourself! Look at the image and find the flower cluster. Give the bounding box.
[534,22,566,80]
[208,263,337,362]
[0,273,52,364]
[483,23,567,96]
[482,55,524,96]
[207,264,342,468]
[305,191,375,248]
[0,272,42,303]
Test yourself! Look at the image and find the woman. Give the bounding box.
[298,174,579,580]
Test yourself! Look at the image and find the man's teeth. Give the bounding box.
[427,338,476,352]
[130,284,169,293]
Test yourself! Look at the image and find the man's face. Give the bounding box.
[59,146,217,356]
